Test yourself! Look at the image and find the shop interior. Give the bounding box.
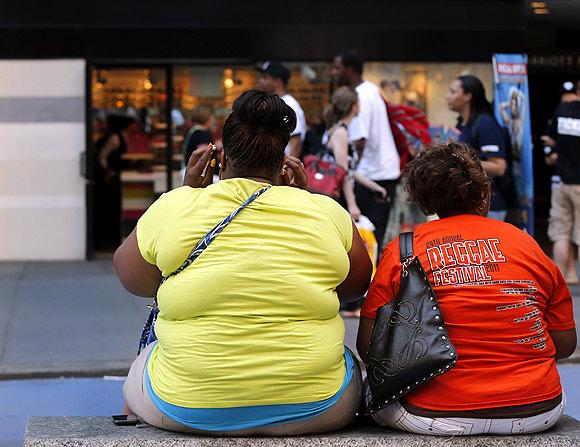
[88,61,493,255]
[89,63,332,253]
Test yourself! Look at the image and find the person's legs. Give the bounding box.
[564,243,579,284]
[549,183,575,278]
[554,240,572,277]
[570,184,580,282]
[124,343,199,433]
[365,388,464,436]
[366,382,566,436]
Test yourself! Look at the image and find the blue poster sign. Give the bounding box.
[492,54,534,234]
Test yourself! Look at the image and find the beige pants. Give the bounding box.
[124,343,363,436]
[548,183,580,245]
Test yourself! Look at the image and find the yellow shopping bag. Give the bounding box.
[355,215,378,277]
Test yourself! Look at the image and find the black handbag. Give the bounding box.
[366,232,458,414]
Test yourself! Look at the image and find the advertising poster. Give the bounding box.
[492,54,534,234]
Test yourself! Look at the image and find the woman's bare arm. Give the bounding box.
[113,229,162,297]
[329,127,361,219]
[550,329,577,360]
[336,221,372,303]
[481,157,507,177]
[352,172,388,199]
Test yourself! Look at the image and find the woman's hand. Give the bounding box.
[183,144,216,188]
[349,204,362,222]
[372,185,388,200]
[280,155,309,190]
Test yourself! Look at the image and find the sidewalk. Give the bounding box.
[0,260,579,379]
[0,261,148,379]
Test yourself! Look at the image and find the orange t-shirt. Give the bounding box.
[362,214,575,411]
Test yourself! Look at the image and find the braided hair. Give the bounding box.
[222,90,297,176]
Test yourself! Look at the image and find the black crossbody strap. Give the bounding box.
[138,185,271,354]
[399,232,414,262]
[162,185,271,283]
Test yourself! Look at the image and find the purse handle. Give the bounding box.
[399,231,414,263]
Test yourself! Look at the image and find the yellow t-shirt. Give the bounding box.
[137,178,353,408]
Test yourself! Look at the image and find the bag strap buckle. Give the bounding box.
[399,232,415,276]
[401,256,414,276]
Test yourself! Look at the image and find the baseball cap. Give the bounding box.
[258,61,290,85]
[559,81,577,95]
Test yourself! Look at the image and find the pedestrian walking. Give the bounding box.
[446,75,509,221]
[544,80,580,284]
[257,62,306,158]
[332,50,400,252]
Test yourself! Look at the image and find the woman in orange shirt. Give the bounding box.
[357,142,576,436]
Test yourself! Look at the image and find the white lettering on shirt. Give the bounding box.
[557,117,580,137]
[481,144,500,153]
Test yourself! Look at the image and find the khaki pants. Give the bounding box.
[124,344,363,436]
[548,183,580,245]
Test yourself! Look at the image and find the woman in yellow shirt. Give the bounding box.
[114,90,372,435]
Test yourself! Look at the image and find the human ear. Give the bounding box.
[219,154,227,179]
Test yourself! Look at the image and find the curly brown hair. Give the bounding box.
[403,142,490,218]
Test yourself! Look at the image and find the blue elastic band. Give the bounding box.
[144,347,354,431]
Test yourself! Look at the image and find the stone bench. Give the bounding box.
[24,415,580,446]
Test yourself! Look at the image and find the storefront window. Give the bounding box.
[88,61,490,254]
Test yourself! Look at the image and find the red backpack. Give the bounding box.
[385,102,431,169]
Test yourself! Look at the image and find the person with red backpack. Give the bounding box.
[382,81,432,242]
[386,102,431,169]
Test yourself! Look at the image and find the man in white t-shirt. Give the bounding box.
[332,50,400,249]
[257,62,306,158]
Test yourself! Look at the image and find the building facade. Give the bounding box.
[1,1,576,259]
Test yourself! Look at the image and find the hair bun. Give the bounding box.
[233,90,296,134]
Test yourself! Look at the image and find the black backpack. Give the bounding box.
[471,114,518,210]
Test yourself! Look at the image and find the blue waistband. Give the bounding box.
[144,347,355,432]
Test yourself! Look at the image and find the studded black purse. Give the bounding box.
[366,232,458,414]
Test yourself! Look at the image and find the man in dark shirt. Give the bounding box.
[546,81,580,281]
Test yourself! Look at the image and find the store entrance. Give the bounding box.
[87,63,260,257]
[88,66,171,254]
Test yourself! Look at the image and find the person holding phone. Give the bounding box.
[114,90,371,436]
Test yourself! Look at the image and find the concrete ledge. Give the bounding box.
[24,416,580,447]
